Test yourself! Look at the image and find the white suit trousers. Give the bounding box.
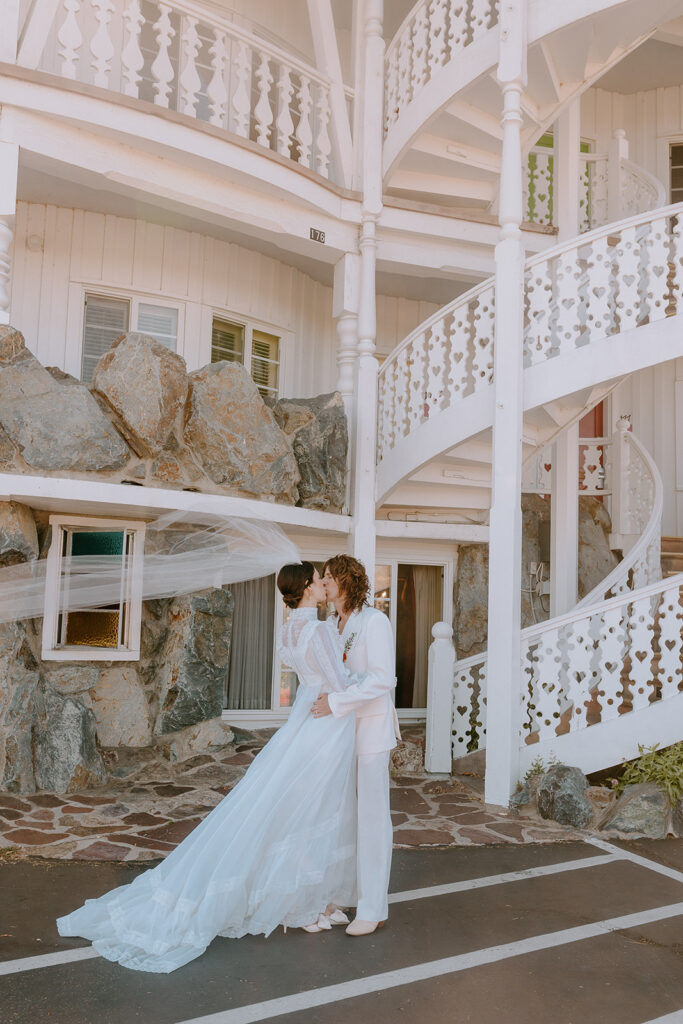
[356,751,392,922]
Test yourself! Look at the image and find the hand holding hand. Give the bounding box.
[311,694,332,718]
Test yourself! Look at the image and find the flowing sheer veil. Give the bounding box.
[0,509,301,623]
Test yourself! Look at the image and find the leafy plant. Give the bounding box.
[523,753,559,783]
[616,743,683,803]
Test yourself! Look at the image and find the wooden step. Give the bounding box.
[661,536,683,554]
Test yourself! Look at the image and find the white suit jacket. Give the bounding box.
[327,606,401,756]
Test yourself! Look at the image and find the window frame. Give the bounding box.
[67,283,186,380]
[42,515,146,662]
[201,306,289,399]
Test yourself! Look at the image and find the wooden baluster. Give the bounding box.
[178,15,202,117]
[641,215,670,324]
[527,627,562,741]
[380,358,397,455]
[90,0,115,88]
[596,605,627,723]
[473,661,488,749]
[384,45,399,131]
[315,87,332,178]
[469,0,491,41]
[447,0,467,51]
[429,0,448,71]
[584,234,613,345]
[471,286,495,391]
[656,584,683,701]
[614,224,641,332]
[207,29,228,127]
[231,40,252,138]
[57,0,83,80]
[397,24,412,112]
[411,3,429,95]
[254,53,274,146]
[565,618,595,732]
[394,347,410,441]
[295,75,313,168]
[121,0,145,98]
[627,593,656,712]
[670,212,683,317]
[151,3,175,109]
[426,317,447,415]
[453,663,476,756]
[407,334,427,431]
[275,66,295,158]
[448,306,471,399]
[554,250,581,357]
[525,261,553,365]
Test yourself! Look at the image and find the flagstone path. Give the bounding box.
[0,727,585,861]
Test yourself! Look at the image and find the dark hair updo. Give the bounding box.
[277,561,315,609]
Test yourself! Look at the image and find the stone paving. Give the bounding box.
[0,727,583,862]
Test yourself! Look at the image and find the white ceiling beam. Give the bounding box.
[306,0,354,189]
[445,99,504,140]
[388,170,494,202]
[538,40,562,102]
[412,133,500,174]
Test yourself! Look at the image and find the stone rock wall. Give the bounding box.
[0,499,236,794]
[0,326,346,511]
[454,494,618,658]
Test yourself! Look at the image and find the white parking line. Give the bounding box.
[0,851,615,978]
[586,837,683,885]
[0,946,99,977]
[174,901,683,1024]
[640,1012,683,1023]
[388,852,617,904]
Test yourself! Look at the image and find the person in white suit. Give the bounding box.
[312,554,400,936]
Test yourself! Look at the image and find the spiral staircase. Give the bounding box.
[379,0,683,777]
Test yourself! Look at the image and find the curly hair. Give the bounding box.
[322,554,369,614]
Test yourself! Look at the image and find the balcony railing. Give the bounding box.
[17,0,340,180]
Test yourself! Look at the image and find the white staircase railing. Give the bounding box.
[525,130,668,233]
[449,574,683,763]
[17,0,338,180]
[378,203,683,476]
[384,0,499,137]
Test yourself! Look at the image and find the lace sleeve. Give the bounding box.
[305,622,351,693]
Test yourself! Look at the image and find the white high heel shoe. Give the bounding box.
[300,913,333,933]
[326,909,350,926]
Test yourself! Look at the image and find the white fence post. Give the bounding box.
[607,129,628,224]
[425,621,455,774]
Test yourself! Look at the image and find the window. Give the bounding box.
[211,316,280,398]
[81,293,180,382]
[42,516,145,661]
[671,144,683,204]
[374,562,444,711]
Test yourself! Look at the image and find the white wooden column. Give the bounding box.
[0,143,19,327]
[484,0,527,809]
[334,253,360,514]
[550,423,579,616]
[351,0,383,584]
[555,99,580,243]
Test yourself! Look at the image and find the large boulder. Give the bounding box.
[154,588,234,735]
[184,362,299,502]
[454,544,489,658]
[33,690,107,792]
[0,330,130,472]
[90,665,153,747]
[0,621,42,792]
[270,392,348,511]
[154,717,235,762]
[600,782,670,838]
[92,333,188,458]
[536,764,592,827]
[578,496,619,600]
[0,500,39,566]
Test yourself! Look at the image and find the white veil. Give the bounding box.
[0,510,301,624]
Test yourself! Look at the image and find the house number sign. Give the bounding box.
[309,228,326,243]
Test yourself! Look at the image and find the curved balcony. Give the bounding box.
[14,0,349,184]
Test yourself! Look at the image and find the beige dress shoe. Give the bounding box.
[345,919,385,936]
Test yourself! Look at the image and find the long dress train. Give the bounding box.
[56,608,357,973]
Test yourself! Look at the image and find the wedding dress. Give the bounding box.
[57,607,358,973]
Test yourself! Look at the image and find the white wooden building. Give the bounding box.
[2,0,683,805]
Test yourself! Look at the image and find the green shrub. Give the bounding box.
[523,753,559,784]
[616,743,683,803]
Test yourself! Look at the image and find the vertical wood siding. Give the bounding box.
[10,201,437,399]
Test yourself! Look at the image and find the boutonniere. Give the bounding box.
[343,633,357,662]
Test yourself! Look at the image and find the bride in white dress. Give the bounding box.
[57,563,358,973]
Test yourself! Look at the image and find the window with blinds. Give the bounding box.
[211,318,245,364]
[81,294,130,383]
[251,330,280,398]
[137,303,178,351]
[671,144,683,204]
